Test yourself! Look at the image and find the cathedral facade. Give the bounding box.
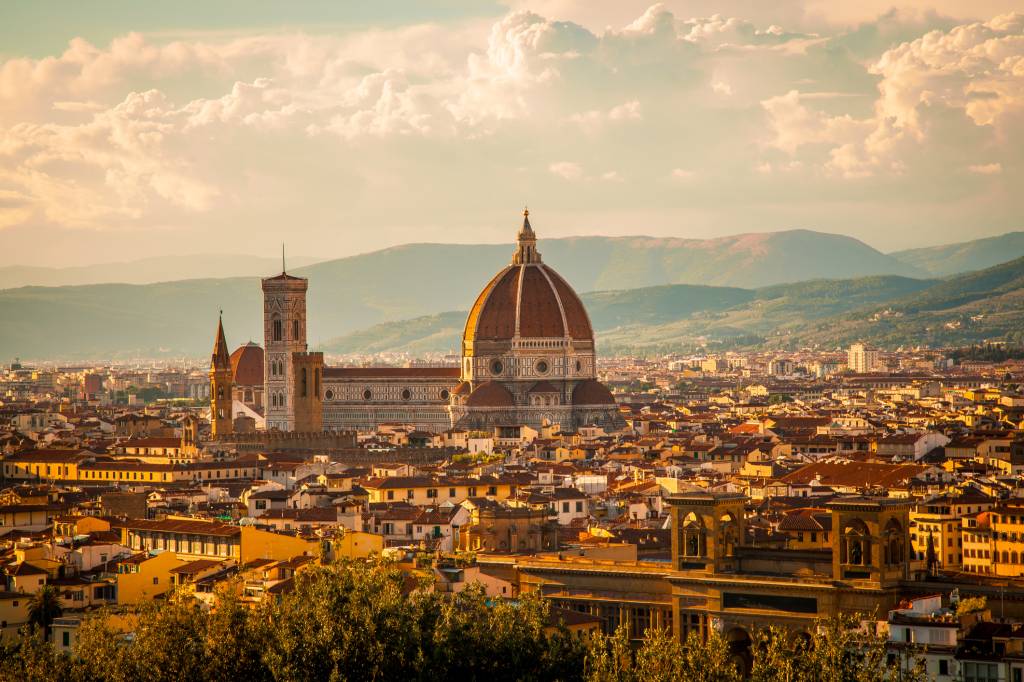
[213,211,624,435]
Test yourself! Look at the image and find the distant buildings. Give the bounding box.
[849,342,882,373]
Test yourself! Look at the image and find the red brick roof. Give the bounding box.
[464,263,592,343]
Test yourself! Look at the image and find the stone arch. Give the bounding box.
[719,512,739,558]
[681,512,707,558]
[725,627,753,675]
[841,518,870,566]
[883,517,906,566]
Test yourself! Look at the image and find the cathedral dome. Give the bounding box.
[230,342,264,386]
[464,211,593,344]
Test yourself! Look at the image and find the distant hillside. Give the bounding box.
[781,256,1024,350]
[319,276,940,356]
[0,229,928,359]
[0,254,321,288]
[891,232,1024,277]
[322,260,1024,355]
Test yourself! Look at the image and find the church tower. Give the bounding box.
[209,314,233,438]
[262,260,309,431]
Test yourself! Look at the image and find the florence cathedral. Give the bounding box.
[211,210,625,435]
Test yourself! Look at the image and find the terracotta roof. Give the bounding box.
[453,381,473,396]
[779,462,930,489]
[116,519,241,537]
[322,367,459,379]
[466,381,515,408]
[572,380,617,406]
[529,381,559,394]
[230,342,264,386]
[464,247,593,343]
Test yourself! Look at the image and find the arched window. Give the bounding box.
[293,319,300,340]
[273,315,282,342]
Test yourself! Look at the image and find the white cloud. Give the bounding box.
[549,161,584,180]
[0,4,1020,256]
[968,162,1003,174]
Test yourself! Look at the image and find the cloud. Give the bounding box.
[0,4,1020,259]
[968,162,1002,174]
[549,161,584,180]
[759,13,1024,177]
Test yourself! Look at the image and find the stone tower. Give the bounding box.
[262,265,309,431]
[209,314,233,438]
[292,351,325,432]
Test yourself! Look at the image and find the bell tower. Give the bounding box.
[262,255,309,432]
[209,313,233,438]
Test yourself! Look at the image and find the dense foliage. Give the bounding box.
[0,560,926,682]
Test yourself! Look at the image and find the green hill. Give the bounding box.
[0,230,926,359]
[891,231,1024,277]
[319,275,943,356]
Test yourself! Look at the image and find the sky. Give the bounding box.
[0,0,1022,266]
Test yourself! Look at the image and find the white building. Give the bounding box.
[848,343,881,374]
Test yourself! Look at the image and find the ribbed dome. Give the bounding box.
[464,211,593,344]
[230,342,264,386]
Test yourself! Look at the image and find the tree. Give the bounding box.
[26,586,62,638]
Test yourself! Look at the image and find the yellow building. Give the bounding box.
[962,512,992,575]
[239,526,319,564]
[0,592,30,640]
[991,502,1024,578]
[363,476,514,506]
[327,530,384,560]
[116,551,188,604]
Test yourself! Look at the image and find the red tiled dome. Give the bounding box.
[464,211,593,344]
[463,264,593,343]
[230,342,264,386]
[453,381,473,396]
[465,381,515,407]
[572,380,616,405]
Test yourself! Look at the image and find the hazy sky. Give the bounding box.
[0,1,1022,266]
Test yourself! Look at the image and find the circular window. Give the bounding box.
[490,360,504,375]
[536,360,549,374]
[440,389,450,400]
[324,389,334,401]
[401,389,411,401]
[575,360,582,372]
[362,389,372,401]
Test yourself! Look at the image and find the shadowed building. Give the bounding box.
[479,491,914,670]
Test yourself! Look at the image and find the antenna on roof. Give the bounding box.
[282,243,286,274]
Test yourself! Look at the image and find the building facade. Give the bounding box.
[215,211,624,435]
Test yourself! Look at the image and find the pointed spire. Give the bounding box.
[212,312,230,370]
[282,243,286,274]
[513,207,541,265]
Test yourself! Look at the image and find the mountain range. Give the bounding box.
[320,257,1024,355]
[1,229,1021,360]
[0,254,321,289]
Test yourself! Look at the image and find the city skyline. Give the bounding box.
[1,1,1022,266]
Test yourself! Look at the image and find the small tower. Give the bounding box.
[512,208,541,265]
[209,313,234,438]
[181,414,199,452]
